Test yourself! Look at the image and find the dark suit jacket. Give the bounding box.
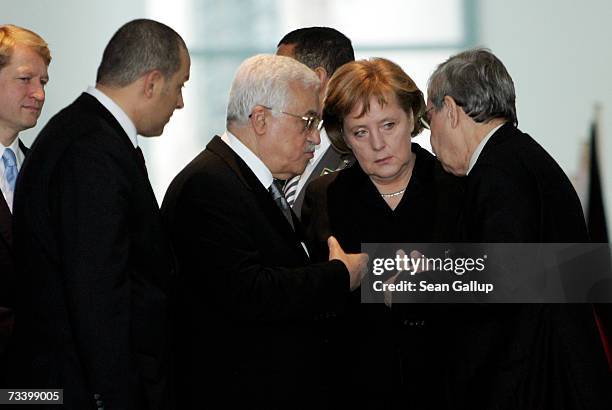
[161,135,350,409]
[8,93,176,410]
[292,142,354,219]
[446,124,612,409]
[0,140,28,307]
[303,143,461,253]
[0,140,27,356]
[302,143,463,410]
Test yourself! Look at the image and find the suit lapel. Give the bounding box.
[0,195,11,247]
[79,93,157,202]
[207,136,253,192]
[79,93,143,162]
[310,146,342,181]
[293,146,354,216]
[18,139,29,156]
[457,124,513,240]
[469,123,512,176]
[0,139,27,247]
[207,136,310,260]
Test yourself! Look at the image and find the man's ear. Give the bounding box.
[444,95,461,129]
[314,66,328,84]
[249,105,267,136]
[142,70,164,98]
[314,66,328,104]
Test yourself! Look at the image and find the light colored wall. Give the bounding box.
[3,0,145,146]
[480,0,612,231]
[3,0,611,231]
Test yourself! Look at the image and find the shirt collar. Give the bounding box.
[86,86,139,148]
[221,130,273,190]
[466,123,504,175]
[0,137,25,170]
[314,128,331,158]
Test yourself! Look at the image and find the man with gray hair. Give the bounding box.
[9,19,189,409]
[161,54,367,409]
[423,48,611,409]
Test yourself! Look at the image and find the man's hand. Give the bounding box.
[327,236,368,291]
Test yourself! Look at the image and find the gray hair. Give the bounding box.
[427,48,517,126]
[226,54,320,126]
[96,19,187,87]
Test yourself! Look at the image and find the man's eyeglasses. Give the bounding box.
[251,105,324,133]
[419,106,434,130]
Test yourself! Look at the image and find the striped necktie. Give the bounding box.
[283,175,300,207]
[269,180,294,230]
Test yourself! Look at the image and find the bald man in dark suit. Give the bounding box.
[8,20,189,409]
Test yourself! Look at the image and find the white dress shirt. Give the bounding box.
[221,131,309,256]
[221,130,273,190]
[86,86,139,148]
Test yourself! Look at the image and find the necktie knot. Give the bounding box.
[2,148,18,192]
[2,148,16,167]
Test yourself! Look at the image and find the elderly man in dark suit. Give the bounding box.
[161,54,367,409]
[0,24,50,359]
[276,27,355,217]
[8,19,189,410]
[423,48,611,409]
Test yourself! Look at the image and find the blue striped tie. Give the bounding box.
[2,148,18,192]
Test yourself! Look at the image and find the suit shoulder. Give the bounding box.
[477,127,568,185]
[163,147,248,205]
[173,148,233,184]
[34,98,124,154]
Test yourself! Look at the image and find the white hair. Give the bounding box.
[226,54,320,126]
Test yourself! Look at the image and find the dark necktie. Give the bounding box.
[134,146,148,176]
[269,180,294,230]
